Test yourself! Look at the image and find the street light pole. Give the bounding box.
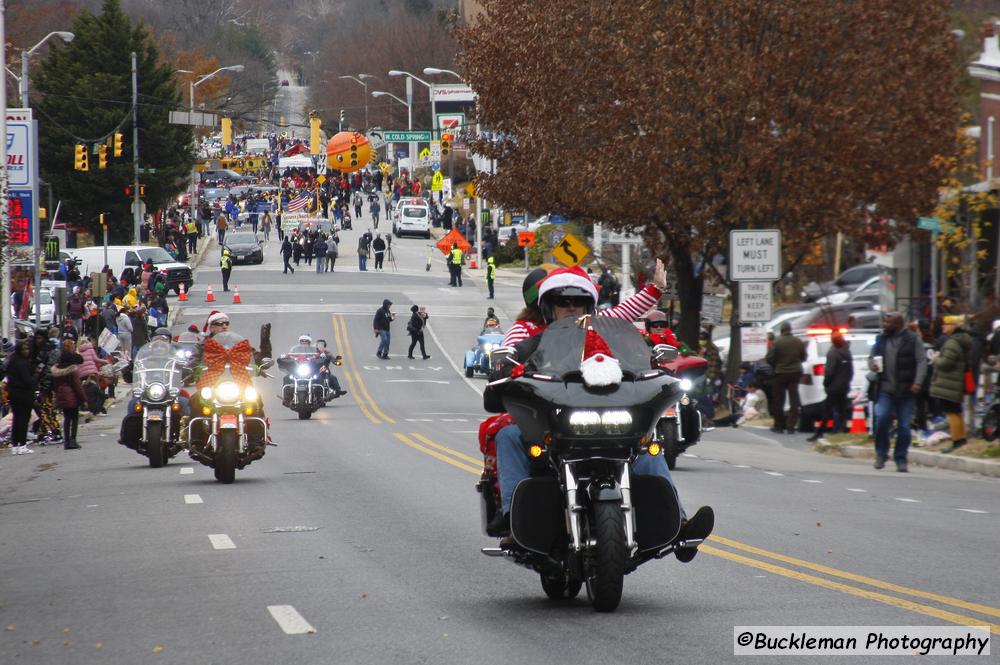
[339,74,375,129]
[389,69,435,140]
[371,90,411,169]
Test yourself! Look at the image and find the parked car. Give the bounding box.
[223,232,264,264]
[784,302,877,331]
[11,288,55,324]
[715,304,817,363]
[801,263,889,302]
[815,274,894,307]
[67,246,193,295]
[199,169,254,184]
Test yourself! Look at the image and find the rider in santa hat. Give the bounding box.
[203,310,230,336]
[486,263,713,561]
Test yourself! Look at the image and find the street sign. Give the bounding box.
[517,231,536,247]
[738,281,773,323]
[168,110,218,127]
[729,229,782,281]
[419,147,431,159]
[916,216,955,234]
[430,141,441,161]
[463,197,471,211]
[6,190,33,245]
[702,294,725,325]
[741,326,769,362]
[431,171,444,191]
[384,130,432,142]
[552,232,591,267]
[607,230,645,244]
[316,175,327,184]
[549,229,565,246]
[431,161,441,172]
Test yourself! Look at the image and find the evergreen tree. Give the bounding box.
[33,0,193,243]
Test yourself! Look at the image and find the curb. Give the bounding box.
[822,441,1000,478]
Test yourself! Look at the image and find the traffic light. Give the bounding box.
[98,144,108,169]
[74,144,88,171]
[113,132,123,157]
[221,117,232,145]
[350,134,359,167]
[339,109,346,129]
[139,184,146,198]
[99,213,107,229]
[441,134,451,157]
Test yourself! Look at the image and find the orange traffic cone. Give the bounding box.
[205,285,215,303]
[232,286,241,304]
[849,404,868,434]
[178,282,188,302]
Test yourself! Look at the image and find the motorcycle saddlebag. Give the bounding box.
[510,477,564,555]
[632,475,682,552]
[119,413,142,450]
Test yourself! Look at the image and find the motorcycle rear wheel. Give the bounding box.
[146,421,165,468]
[586,501,627,612]
[540,573,583,600]
[215,431,238,484]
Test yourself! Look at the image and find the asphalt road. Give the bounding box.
[2,210,999,664]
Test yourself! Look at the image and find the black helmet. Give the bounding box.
[521,264,556,307]
[153,327,172,340]
[539,285,595,324]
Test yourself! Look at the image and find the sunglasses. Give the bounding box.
[210,320,230,327]
[648,322,669,329]
[552,296,592,308]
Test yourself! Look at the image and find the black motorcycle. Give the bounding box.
[479,317,704,612]
[654,353,708,469]
[119,340,189,467]
[277,349,342,420]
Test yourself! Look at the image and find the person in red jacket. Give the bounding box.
[51,339,87,450]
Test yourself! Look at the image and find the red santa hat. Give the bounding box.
[203,310,228,332]
[580,325,623,387]
[537,266,599,304]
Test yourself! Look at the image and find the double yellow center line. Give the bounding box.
[331,315,395,425]
[330,312,1000,632]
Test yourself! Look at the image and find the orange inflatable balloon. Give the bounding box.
[326,131,373,174]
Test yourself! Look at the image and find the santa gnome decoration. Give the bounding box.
[580,318,623,387]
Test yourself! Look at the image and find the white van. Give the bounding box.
[66,246,194,295]
[392,197,431,239]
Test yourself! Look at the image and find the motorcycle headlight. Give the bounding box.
[244,386,258,402]
[568,410,602,435]
[200,386,213,400]
[295,364,311,377]
[679,378,693,392]
[216,381,240,403]
[601,410,633,435]
[482,342,495,353]
[146,383,166,401]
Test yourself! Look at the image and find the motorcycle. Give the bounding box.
[479,317,694,612]
[654,352,708,469]
[464,325,505,378]
[277,349,343,419]
[186,331,272,483]
[120,339,190,468]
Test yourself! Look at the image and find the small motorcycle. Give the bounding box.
[277,351,342,420]
[479,317,699,612]
[187,331,272,484]
[120,339,190,468]
[654,352,708,469]
[464,325,505,378]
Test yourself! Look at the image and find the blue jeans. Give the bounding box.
[376,330,390,357]
[495,424,685,518]
[873,392,915,462]
[316,257,326,273]
[359,254,367,271]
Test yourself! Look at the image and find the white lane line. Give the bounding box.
[440,418,468,422]
[801,479,823,484]
[179,467,194,475]
[184,494,204,504]
[846,488,867,493]
[764,471,784,477]
[956,508,989,514]
[267,605,316,635]
[405,418,433,422]
[894,497,920,503]
[732,463,750,468]
[208,534,236,550]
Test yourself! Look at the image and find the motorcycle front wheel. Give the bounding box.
[586,501,627,612]
[298,408,312,420]
[146,421,165,468]
[215,430,238,484]
[660,421,681,470]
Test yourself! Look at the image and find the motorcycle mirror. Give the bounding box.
[259,357,275,370]
[653,344,679,363]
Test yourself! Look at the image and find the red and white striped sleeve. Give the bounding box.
[502,321,532,347]
[600,284,663,322]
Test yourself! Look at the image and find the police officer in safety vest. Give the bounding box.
[448,244,464,287]
[486,255,496,299]
[220,247,233,292]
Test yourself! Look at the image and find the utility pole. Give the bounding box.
[132,51,142,243]
[1,0,10,338]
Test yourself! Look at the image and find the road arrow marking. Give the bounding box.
[208,534,236,550]
[267,605,316,635]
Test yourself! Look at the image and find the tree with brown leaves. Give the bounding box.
[459,0,960,374]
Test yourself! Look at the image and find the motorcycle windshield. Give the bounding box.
[133,340,182,390]
[530,316,654,380]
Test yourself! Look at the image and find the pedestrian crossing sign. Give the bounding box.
[431,171,444,191]
[419,147,431,159]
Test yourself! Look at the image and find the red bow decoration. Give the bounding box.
[198,338,254,390]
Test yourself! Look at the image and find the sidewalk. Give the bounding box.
[813,434,1000,478]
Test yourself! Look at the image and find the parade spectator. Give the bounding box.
[281,237,295,274]
[326,235,338,273]
[51,339,86,450]
[407,305,431,360]
[373,299,394,359]
[870,312,927,472]
[930,315,973,453]
[373,234,387,271]
[314,235,328,274]
[765,322,806,434]
[807,330,854,441]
